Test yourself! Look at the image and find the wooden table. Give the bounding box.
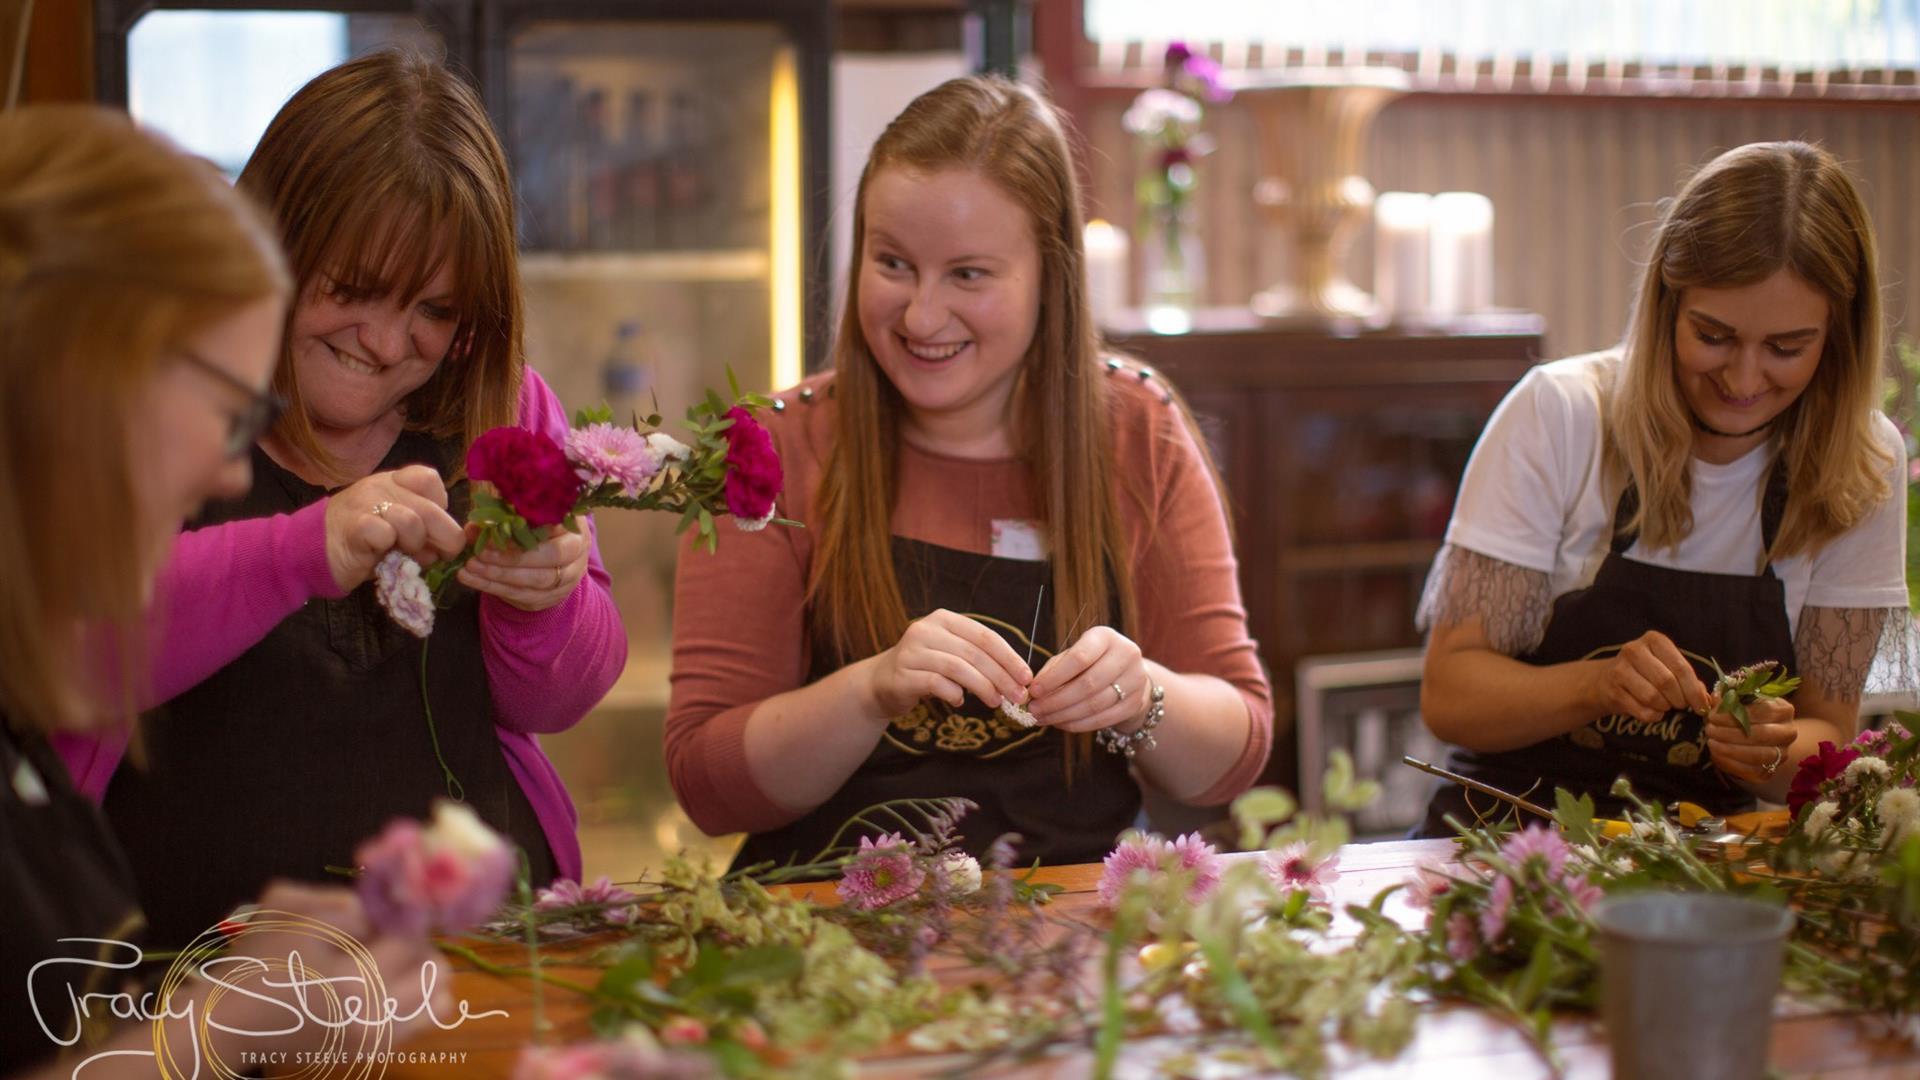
[391,839,1920,1078]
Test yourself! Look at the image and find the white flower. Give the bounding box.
[427,800,510,863]
[1803,799,1840,837]
[645,432,692,463]
[1877,787,1920,844]
[1631,820,1681,844]
[935,851,982,896]
[733,506,776,532]
[1843,757,1892,787]
[373,550,435,638]
[999,699,1038,728]
[1122,88,1201,135]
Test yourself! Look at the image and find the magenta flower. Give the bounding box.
[1264,841,1343,904]
[1168,832,1224,904]
[720,407,782,530]
[658,1015,708,1046]
[1098,832,1170,908]
[1499,825,1570,878]
[1789,740,1862,816]
[836,833,926,910]
[373,550,435,638]
[566,422,663,497]
[356,800,514,938]
[468,426,583,528]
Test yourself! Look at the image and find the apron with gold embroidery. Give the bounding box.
[732,537,1140,871]
[1417,460,1796,836]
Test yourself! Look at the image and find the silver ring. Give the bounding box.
[371,500,393,517]
[1111,682,1127,704]
[1762,745,1784,777]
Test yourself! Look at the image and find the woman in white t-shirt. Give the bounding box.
[1415,141,1913,836]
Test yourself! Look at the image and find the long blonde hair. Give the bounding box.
[810,77,1132,764]
[1608,140,1889,560]
[239,48,523,482]
[0,107,289,732]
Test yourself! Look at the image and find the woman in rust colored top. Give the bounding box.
[666,76,1272,869]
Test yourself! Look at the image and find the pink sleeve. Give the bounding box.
[477,369,627,735]
[54,500,343,797]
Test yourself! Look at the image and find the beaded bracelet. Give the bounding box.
[1097,683,1165,759]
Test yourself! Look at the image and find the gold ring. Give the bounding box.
[552,567,564,591]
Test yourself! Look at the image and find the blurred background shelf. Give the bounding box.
[519,249,773,283]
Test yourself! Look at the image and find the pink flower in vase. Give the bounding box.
[374,550,436,638]
[1264,841,1342,904]
[357,800,515,938]
[566,422,663,497]
[836,833,926,910]
[468,426,583,528]
[720,407,782,530]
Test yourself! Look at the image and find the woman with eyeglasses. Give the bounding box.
[55,49,624,950]
[1,105,447,1080]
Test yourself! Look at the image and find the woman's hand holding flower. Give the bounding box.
[324,465,467,593]
[1585,629,1711,723]
[860,608,1033,719]
[1707,695,1799,785]
[457,522,591,612]
[1027,625,1153,734]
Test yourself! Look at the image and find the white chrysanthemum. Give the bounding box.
[1878,787,1920,844]
[1122,88,1202,135]
[999,700,1038,728]
[935,851,983,896]
[1843,756,1892,786]
[1630,821,1680,844]
[1803,799,1840,837]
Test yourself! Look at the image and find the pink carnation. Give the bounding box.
[468,426,583,528]
[374,550,435,638]
[720,407,782,530]
[1265,841,1342,904]
[356,800,515,938]
[1789,740,1861,817]
[836,833,926,910]
[566,422,662,497]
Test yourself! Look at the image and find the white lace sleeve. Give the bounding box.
[1416,544,1555,657]
[1795,605,1920,705]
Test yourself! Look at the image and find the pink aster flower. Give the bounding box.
[1478,874,1515,943]
[1098,832,1171,908]
[1499,824,1570,879]
[356,800,515,938]
[1167,832,1224,904]
[836,833,926,910]
[1264,841,1342,904]
[1403,859,1457,911]
[1559,875,1605,915]
[374,550,435,638]
[566,422,662,497]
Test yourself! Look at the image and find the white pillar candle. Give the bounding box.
[1372,192,1431,324]
[1428,192,1494,318]
[1083,219,1130,330]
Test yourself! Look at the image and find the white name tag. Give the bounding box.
[990,519,1048,561]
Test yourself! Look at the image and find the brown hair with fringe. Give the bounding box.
[238,48,523,482]
[810,75,1152,773]
[1607,140,1889,562]
[0,106,289,733]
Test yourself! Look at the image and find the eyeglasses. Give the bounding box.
[178,350,286,459]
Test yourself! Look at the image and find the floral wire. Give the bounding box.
[417,630,464,802]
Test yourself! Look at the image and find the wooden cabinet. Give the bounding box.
[1103,309,1544,794]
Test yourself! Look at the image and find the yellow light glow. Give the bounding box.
[770,45,802,392]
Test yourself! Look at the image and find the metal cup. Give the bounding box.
[1593,892,1795,1080]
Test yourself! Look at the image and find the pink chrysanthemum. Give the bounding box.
[1167,832,1224,904]
[1500,824,1570,879]
[535,875,641,926]
[1559,875,1605,915]
[836,833,926,910]
[566,422,662,497]
[1264,841,1342,904]
[1098,832,1171,908]
[1478,874,1515,943]
[374,550,435,638]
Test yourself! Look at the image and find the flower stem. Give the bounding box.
[419,631,465,802]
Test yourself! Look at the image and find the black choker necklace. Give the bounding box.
[1691,412,1775,440]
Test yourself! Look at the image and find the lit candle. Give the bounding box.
[1428,192,1494,319]
[1083,219,1130,329]
[1372,192,1431,325]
